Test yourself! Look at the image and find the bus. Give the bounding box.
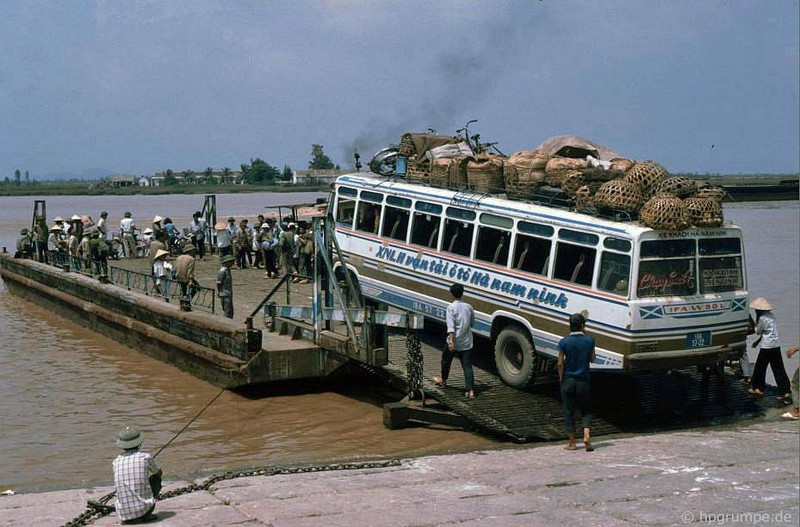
[331,172,749,388]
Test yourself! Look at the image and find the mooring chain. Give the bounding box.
[405,320,424,399]
[63,459,402,527]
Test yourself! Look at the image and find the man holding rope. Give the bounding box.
[112,426,162,524]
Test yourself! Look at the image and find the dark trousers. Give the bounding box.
[752,346,792,394]
[195,237,205,259]
[220,295,234,318]
[264,250,278,276]
[561,377,592,434]
[440,347,474,391]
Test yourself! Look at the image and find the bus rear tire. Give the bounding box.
[494,326,536,389]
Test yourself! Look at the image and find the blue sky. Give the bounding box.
[1,1,798,179]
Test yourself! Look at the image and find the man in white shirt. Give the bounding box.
[434,283,476,398]
[97,211,109,241]
[119,212,137,258]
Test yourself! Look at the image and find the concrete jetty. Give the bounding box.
[2,417,796,527]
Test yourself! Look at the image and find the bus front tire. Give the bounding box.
[494,326,537,389]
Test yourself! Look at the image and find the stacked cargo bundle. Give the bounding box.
[393,132,728,230]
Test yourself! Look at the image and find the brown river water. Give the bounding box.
[0,193,797,492]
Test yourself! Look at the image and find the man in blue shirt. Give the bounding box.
[558,312,596,451]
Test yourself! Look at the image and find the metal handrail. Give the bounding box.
[107,266,216,313]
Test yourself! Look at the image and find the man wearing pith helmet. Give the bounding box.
[112,426,162,523]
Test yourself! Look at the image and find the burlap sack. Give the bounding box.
[504,151,548,197]
[467,155,505,193]
[430,158,454,188]
[545,157,589,174]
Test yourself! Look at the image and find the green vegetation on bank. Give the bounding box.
[2,174,796,197]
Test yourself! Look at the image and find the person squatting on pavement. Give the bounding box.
[433,283,476,399]
[558,312,596,452]
[112,426,162,524]
[747,297,792,405]
[217,254,236,318]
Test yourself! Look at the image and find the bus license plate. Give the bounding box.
[686,331,711,349]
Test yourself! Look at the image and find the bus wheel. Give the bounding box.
[494,326,536,389]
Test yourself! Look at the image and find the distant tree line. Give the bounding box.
[4,143,338,187]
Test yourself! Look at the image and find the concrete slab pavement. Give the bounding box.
[2,419,797,527]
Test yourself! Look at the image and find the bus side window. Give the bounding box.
[476,226,511,266]
[411,212,440,249]
[598,251,631,295]
[381,206,410,242]
[443,219,474,257]
[513,234,552,276]
[356,203,382,234]
[554,242,596,286]
[336,198,356,227]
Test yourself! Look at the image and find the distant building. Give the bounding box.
[151,170,244,185]
[108,175,136,187]
[293,169,343,186]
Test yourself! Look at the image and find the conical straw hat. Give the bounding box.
[749,297,773,310]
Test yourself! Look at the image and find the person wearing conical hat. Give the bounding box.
[216,219,233,257]
[152,248,170,295]
[748,297,792,405]
[46,224,62,262]
[112,426,162,523]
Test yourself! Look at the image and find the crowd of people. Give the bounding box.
[14,209,317,320]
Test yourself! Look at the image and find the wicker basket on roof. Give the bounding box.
[684,197,724,227]
[574,185,595,212]
[695,183,728,203]
[466,155,505,194]
[406,162,430,184]
[639,195,689,231]
[593,179,643,213]
[399,134,416,157]
[624,161,669,199]
[610,157,635,173]
[503,151,549,197]
[562,168,624,197]
[545,169,582,188]
[656,176,698,198]
[545,156,590,174]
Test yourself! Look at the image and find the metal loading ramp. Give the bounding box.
[373,334,766,443]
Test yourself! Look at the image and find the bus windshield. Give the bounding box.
[637,237,743,297]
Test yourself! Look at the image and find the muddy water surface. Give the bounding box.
[0,194,797,491]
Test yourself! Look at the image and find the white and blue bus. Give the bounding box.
[331,172,749,388]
